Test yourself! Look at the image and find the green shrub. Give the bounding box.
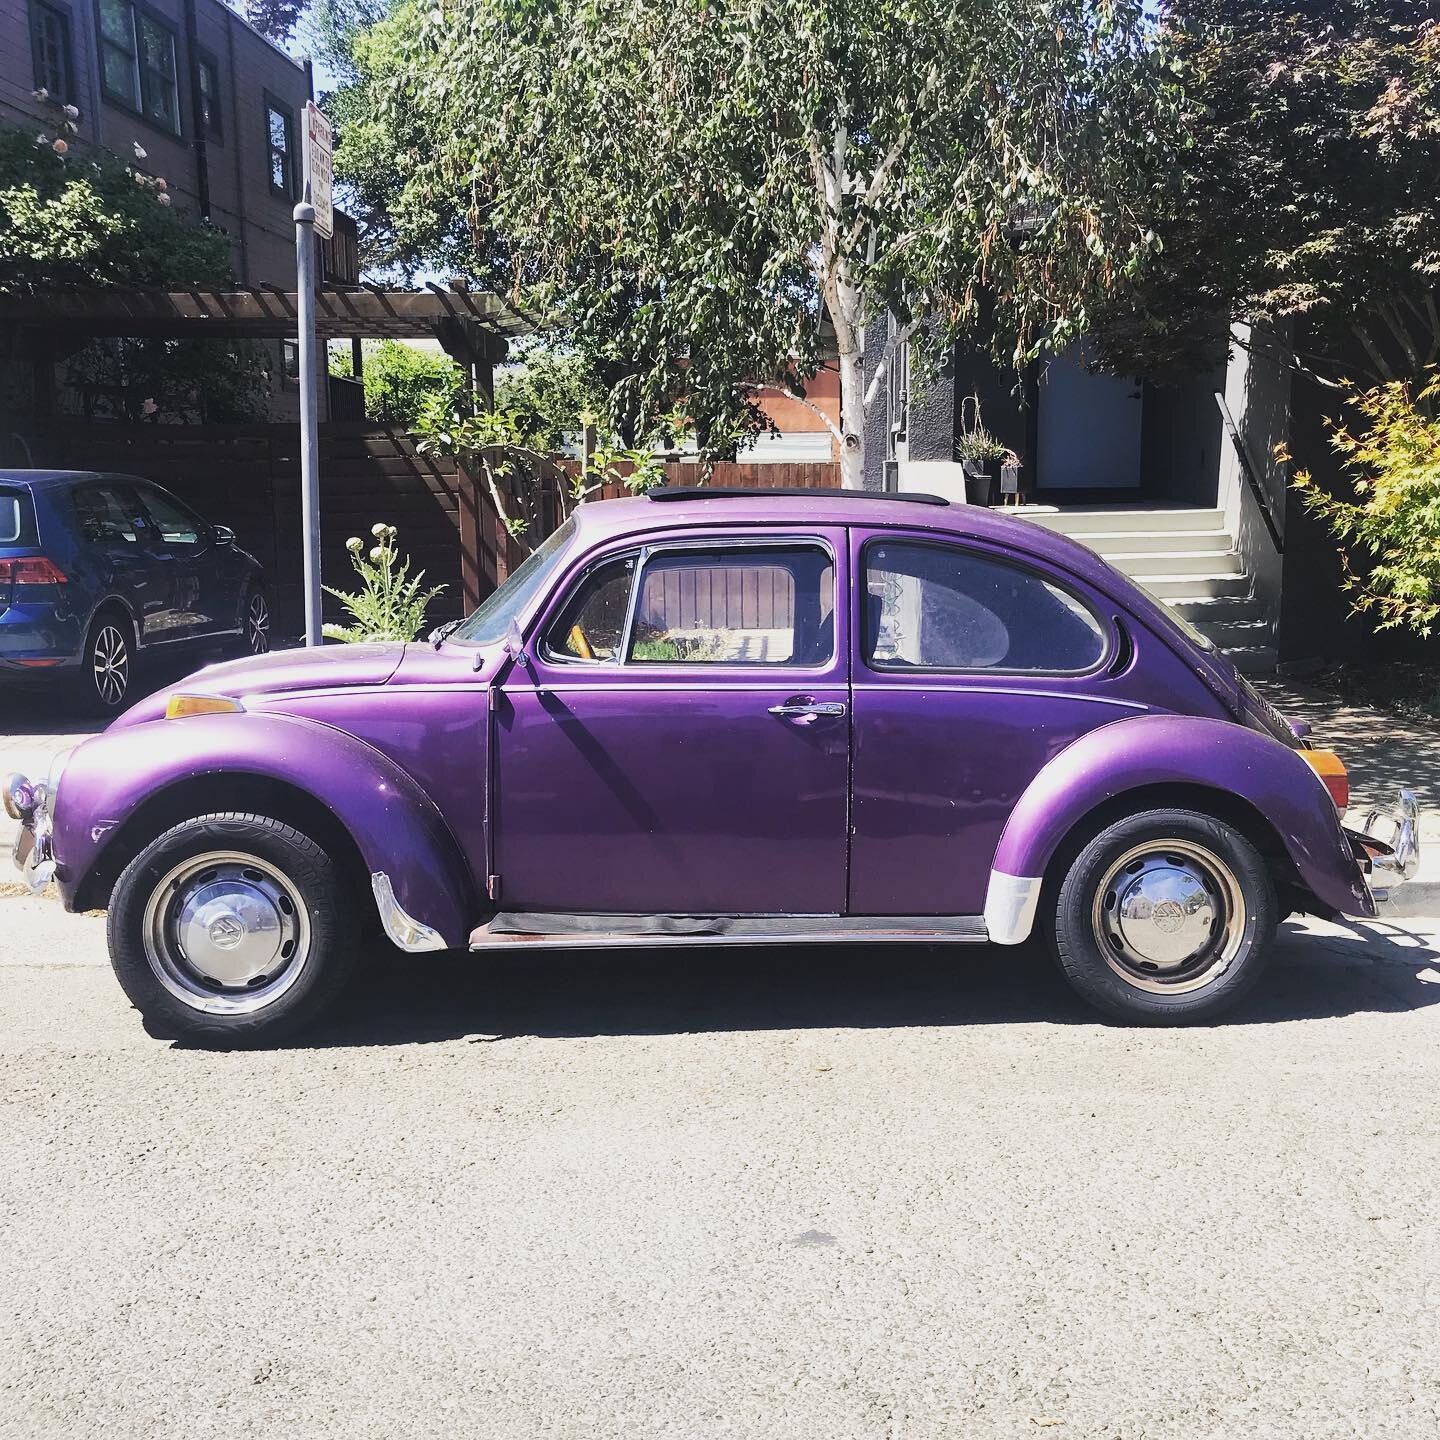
[329,339,465,428]
[0,123,230,292]
[1294,370,1440,636]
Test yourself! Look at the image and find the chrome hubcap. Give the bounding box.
[247,593,270,654]
[93,624,129,706]
[1092,840,1245,994]
[142,851,310,1014]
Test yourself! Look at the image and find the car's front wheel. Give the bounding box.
[1050,808,1277,1024]
[107,813,358,1044]
[241,585,271,655]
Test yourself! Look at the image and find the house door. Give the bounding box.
[1036,342,1144,492]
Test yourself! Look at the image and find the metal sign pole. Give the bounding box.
[294,196,322,646]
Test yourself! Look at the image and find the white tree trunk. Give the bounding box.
[837,341,865,489]
[830,274,866,490]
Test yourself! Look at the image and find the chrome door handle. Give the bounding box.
[768,697,847,723]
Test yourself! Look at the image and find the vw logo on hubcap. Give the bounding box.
[207,914,246,950]
[1150,899,1187,934]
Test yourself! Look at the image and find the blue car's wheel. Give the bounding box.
[79,609,134,715]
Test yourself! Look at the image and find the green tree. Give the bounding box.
[1092,1,1440,392]
[0,125,230,293]
[329,338,465,426]
[493,342,609,452]
[341,0,1176,484]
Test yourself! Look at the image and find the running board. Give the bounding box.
[468,912,989,951]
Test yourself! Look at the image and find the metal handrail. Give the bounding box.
[1214,391,1285,554]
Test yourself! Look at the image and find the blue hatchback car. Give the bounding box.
[0,470,269,713]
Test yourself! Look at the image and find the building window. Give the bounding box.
[30,0,75,103]
[195,50,221,140]
[280,338,300,383]
[97,0,180,134]
[266,98,296,198]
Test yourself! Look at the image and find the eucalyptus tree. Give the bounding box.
[363,0,1175,482]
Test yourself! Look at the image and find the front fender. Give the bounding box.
[985,714,1372,943]
[52,712,475,948]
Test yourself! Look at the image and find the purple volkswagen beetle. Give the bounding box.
[6,489,1420,1041]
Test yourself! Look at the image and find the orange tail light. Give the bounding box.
[1299,749,1349,815]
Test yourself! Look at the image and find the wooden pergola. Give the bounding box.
[0,282,535,415]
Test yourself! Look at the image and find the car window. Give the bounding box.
[0,486,36,545]
[73,485,141,545]
[629,544,834,666]
[451,516,578,646]
[864,540,1106,673]
[138,487,203,547]
[545,555,636,662]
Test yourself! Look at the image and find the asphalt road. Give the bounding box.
[3,896,1440,1440]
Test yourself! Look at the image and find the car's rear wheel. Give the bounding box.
[1050,808,1277,1024]
[79,608,135,714]
[107,812,358,1044]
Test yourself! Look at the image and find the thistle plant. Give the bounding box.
[322,523,445,643]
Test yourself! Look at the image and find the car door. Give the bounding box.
[848,528,1136,917]
[494,527,851,916]
[132,484,225,641]
[69,481,167,643]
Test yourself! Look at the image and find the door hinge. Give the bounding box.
[486,873,502,901]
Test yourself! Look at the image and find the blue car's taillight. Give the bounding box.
[0,556,68,609]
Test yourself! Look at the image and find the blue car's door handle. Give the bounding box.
[768,697,847,724]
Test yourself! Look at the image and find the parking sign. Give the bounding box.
[304,101,333,240]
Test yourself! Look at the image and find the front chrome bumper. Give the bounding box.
[6,772,57,893]
[1352,788,1420,903]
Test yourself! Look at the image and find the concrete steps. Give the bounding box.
[1014,505,1276,673]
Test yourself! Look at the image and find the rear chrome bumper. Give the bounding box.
[1352,789,1420,903]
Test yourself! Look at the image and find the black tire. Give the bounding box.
[1049,808,1277,1025]
[77,606,136,715]
[107,812,358,1045]
[238,583,271,656]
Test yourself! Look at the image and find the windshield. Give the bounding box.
[448,517,578,646]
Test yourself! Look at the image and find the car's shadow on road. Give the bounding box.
[191,917,1440,1051]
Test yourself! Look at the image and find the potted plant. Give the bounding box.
[955,394,1008,506]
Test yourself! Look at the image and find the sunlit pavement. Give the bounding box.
[1,675,1438,1437]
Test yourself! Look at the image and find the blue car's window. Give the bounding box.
[864,540,1106,674]
[0,487,35,545]
[450,516,578,646]
[73,485,141,545]
[138,486,202,548]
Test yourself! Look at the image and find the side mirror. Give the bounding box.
[214,524,235,546]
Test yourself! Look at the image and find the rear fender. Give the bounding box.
[52,711,475,948]
[984,714,1372,944]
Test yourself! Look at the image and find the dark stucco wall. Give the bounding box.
[861,314,894,491]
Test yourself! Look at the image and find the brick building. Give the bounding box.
[3,0,359,418]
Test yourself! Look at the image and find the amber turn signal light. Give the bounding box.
[164,694,244,719]
[1299,748,1349,815]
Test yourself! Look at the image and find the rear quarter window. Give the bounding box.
[0,487,38,546]
[863,539,1108,674]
